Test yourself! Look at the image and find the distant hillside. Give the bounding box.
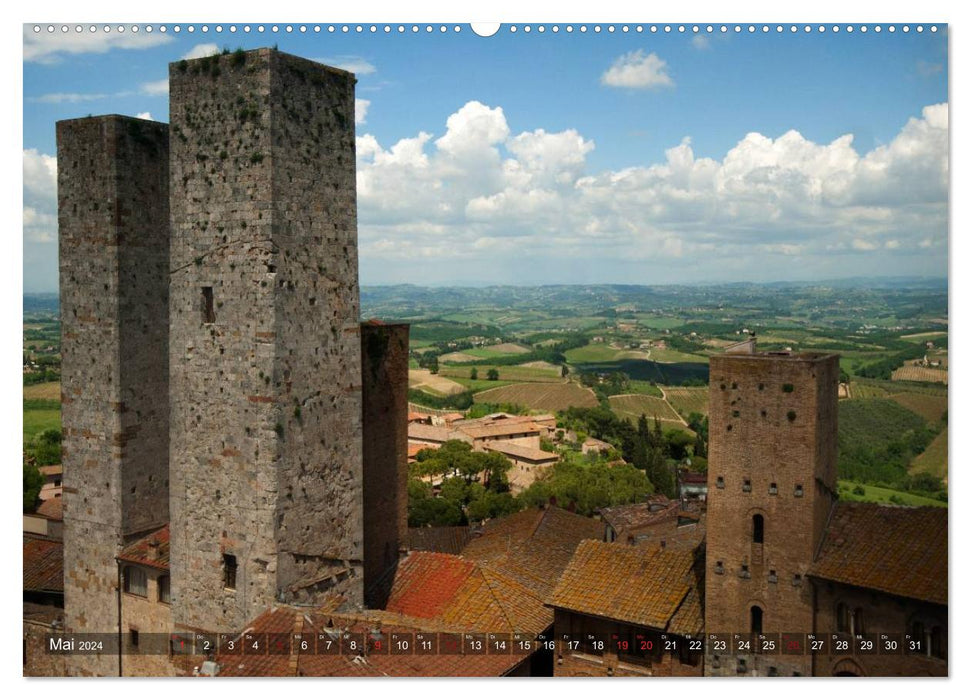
[24,293,58,314]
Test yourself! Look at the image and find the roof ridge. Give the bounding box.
[477,566,516,631]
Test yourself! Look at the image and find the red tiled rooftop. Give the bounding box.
[809,502,947,605]
[385,552,477,619]
[117,524,170,570]
[549,540,701,632]
[35,497,63,521]
[23,535,63,593]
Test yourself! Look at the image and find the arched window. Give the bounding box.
[853,607,865,636]
[158,575,171,604]
[752,514,765,544]
[123,566,147,597]
[751,605,763,634]
[836,603,850,633]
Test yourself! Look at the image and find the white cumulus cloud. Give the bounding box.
[355,100,948,283]
[23,149,58,245]
[314,56,377,75]
[181,43,220,60]
[355,99,370,125]
[601,50,675,90]
[23,25,174,64]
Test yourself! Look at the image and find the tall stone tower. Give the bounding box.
[57,116,171,674]
[168,49,364,631]
[360,322,410,609]
[704,344,839,676]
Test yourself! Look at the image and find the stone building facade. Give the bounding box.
[57,115,171,676]
[705,349,840,677]
[167,49,364,632]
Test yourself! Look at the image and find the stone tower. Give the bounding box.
[360,322,410,609]
[57,115,171,674]
[704,345,839,676]
[168,49,364,631]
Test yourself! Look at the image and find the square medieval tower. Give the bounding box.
[705,344,840,676]
[168,49,364,631]
[57,116,171,675]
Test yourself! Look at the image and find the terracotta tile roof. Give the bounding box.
[458,423,543,440]
[484,440,559,463]
[461,509,547,563]
[408,412,430,423]
[668,582,704,637]
[809,502,947,605]
[408,423,469,444]
[23,535,63,593]
[38,465,63,477]
[35,497,63,521]
[385,552,477,619]
[549,540,700,631]
[407,442,439,460]
[384,551,550,635]
[407,525,473,555]
[216,606,530,677]
[463,507,605,602]
[600,498,679,534]
[117,524,170,570]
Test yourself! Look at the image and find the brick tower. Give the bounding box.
[704,343,839,676]
[57,116,171,674]
[168,49,364,631]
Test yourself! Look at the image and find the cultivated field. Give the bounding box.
[649,348,709,364]
[24,405,61,440]
[889,392,948,423]
[408,369,466,396]
[465,343,531,358]
[911,427,948,481]
[437,351,481,364]
[838,480,946,508]
[439,364,562,383]
[474,382,598,412]
[848,381,892,399]
[23,381,61,401]
[609,394,684,425]
[663,386,710,417]
[891,365,948,384]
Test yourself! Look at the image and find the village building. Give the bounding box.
[482,441,559,492]
[23,497,63,541]
[38,464,63,501]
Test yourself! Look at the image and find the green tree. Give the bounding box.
[468,490,518,522]
[470,367,478,380]
[23,463,43,511]
[28,428,62,466]
[487,368,499,381]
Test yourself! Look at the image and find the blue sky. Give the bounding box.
[23,23,949,290]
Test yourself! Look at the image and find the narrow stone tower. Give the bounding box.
[704,345,839,676]
[360,322,410,609]
[168,49,364,631]
[57,115,170,674]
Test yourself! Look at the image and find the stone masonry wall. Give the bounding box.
[57,116,170,675]
[704,353,839,677]
[169,49,363,632]
[360,323,410,609]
